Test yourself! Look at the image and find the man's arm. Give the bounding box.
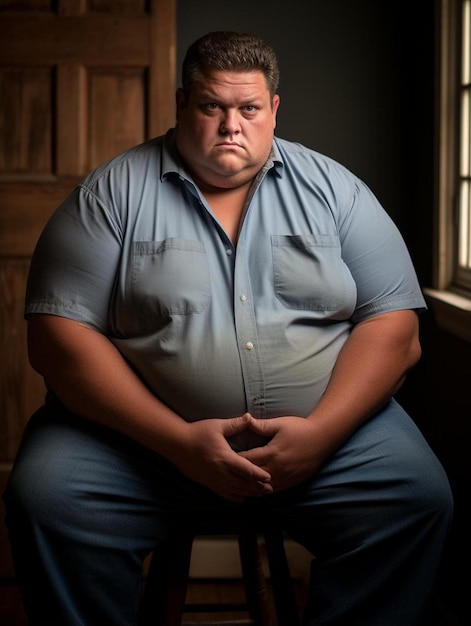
[241,309,421,492]
[27,314,272,501]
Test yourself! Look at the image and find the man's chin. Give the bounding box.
[210,160,259,183]
[212,170,256,189]
[192,158,259,189]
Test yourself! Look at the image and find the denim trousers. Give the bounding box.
[3,398,453,626]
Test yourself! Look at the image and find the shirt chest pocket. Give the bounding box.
[271,234,353,312]
[131,238,211,316]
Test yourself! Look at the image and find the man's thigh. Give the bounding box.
[4,406,226,550]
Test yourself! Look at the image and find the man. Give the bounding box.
[4,31,452,625]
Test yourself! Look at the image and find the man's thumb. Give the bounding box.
[226,412,253,435]
[247,416,275,435]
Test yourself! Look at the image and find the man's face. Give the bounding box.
[175,68,280,191]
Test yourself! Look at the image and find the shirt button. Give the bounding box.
[226,248,233,256]
[240,294,247,302]
[245,341,254,350]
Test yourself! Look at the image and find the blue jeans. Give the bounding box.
[3,398,453,625]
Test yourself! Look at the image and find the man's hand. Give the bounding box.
[171,414,273,502]
[239,415,323,493]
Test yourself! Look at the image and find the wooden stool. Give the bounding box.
[138,517,302,626]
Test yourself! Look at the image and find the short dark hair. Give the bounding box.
[181,31,280,97]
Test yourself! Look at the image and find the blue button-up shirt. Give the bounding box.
[26,129,426,449]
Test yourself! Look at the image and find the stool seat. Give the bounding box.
[139,516,302,626]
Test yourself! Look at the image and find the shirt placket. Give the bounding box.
[233,237,266,419]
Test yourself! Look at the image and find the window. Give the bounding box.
[425,0,471,341]
[458,0,471,285]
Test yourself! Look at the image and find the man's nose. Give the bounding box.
[220,110,240,134]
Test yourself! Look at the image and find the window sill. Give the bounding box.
[423,288,471,343]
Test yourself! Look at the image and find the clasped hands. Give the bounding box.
[173,412,322,502]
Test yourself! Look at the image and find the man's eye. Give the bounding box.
[205,103,220,111]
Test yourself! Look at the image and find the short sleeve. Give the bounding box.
[338,179,427,323]
[25,185,122,332]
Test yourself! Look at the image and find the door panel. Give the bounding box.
[0,0,176,578]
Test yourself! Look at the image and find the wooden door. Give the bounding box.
[0,0,176,578]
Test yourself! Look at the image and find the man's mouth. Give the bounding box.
[216,141,242,148]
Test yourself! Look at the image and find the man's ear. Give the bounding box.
[272,94,280,128]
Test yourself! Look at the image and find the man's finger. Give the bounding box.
[247,416,278,436]
[223,412,252,435]
[230,453,272,482]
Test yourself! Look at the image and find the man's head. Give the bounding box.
[181,31,280,98]
[175,32,281,191]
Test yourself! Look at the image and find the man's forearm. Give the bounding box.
[306,309,421,451]
[27,314,190,459]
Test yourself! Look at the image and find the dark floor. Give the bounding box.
[0,578,467,625]
[0,582,26,626]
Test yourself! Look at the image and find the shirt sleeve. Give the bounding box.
[337,177,427,323]
[25,185,122,332]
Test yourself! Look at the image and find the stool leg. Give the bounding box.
[264,529,301,626]
[139,529,194,626]
[238,531,276,626]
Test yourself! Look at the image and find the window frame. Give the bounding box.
[424,0,471,342]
